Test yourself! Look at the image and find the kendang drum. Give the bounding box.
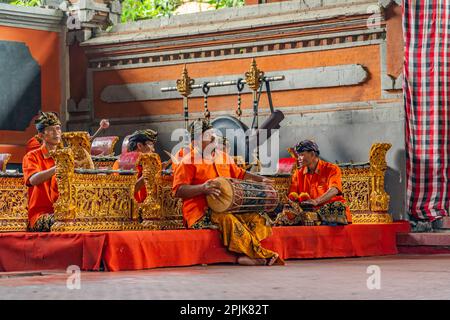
[206,177,279,214]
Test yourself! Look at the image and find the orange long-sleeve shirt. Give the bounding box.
[289,159,352,223]
[22,145,59,227]
[172,149,246,228]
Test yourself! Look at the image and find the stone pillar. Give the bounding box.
[45,0,123,131]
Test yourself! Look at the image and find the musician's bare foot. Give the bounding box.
[266,254,279,266]
[237,256,266,266]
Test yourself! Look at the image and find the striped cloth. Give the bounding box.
[404,0,450,221]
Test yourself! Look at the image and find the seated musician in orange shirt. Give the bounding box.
[25,135,43,154]
[289,140,352,225]
[172,119,284,266]
[22,112,62,232]
[25,119,110,154]
[113,129,158,203]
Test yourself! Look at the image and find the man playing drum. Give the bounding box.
[172,119,284,266]
[289,140,352,224]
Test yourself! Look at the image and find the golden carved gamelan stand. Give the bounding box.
[50,146,142,232]
[92,156,118,169]
[138,153,183,230]
[62,131,95,169]
[348,143,392,224]
[0,173,28,232]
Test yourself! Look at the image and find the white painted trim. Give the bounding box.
[0,3,63,32]
[88,28,384,60]
[87,39,383,71]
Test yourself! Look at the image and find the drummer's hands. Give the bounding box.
[202,180,221,197]
[302,198,319,206]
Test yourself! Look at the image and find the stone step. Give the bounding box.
[397,232,450,254]
[433,217,450,229]
[398,232,450,246]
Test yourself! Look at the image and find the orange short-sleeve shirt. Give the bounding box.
[22,146,59,227]
[25,136,42,154]
[172,149,246,228]
[289,159,351,222]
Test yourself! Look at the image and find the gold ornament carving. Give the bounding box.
[138,153,183,230]
[176,65,195,97]
[0,153,11,172]
[51,147,141,232]
[92,159,117,169]
[369,143,391,212]
[268,175,292,205]
[0,176,28,232]
[352,213,393,224]
[341,167,371,212]
[62,131,95,169]
[245,58,264,91]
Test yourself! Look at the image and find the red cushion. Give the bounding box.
[91,136,118,156]
[278,157,296,174]
[118,151,140,170]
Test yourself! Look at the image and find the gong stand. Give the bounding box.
[163,60,284,163]
[175,65,194,131]
[236,78,244,119]
[202,82,211,122]
[164,60,283,127]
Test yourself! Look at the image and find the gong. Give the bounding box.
[210,115,249,162]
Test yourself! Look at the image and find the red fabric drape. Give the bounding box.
[103,223,410,271]
[0,232,105,272]
[404,0,450,220]
[0,222,410,272]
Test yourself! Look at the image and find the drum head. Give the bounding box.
[206,177,233,213]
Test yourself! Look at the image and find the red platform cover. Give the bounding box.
[0,222,410,272]
[0,232,105,272]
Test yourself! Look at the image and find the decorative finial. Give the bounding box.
[176,64,195,97]
[245,58,264,91]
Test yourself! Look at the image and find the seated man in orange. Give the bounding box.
[25,135,43,154]
[289,140,351,225]
[22,112,61,232]
[25,118,110,154]
[113,129,158,203]
[173,119,283,266]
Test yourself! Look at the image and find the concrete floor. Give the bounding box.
[1,254,449,300]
